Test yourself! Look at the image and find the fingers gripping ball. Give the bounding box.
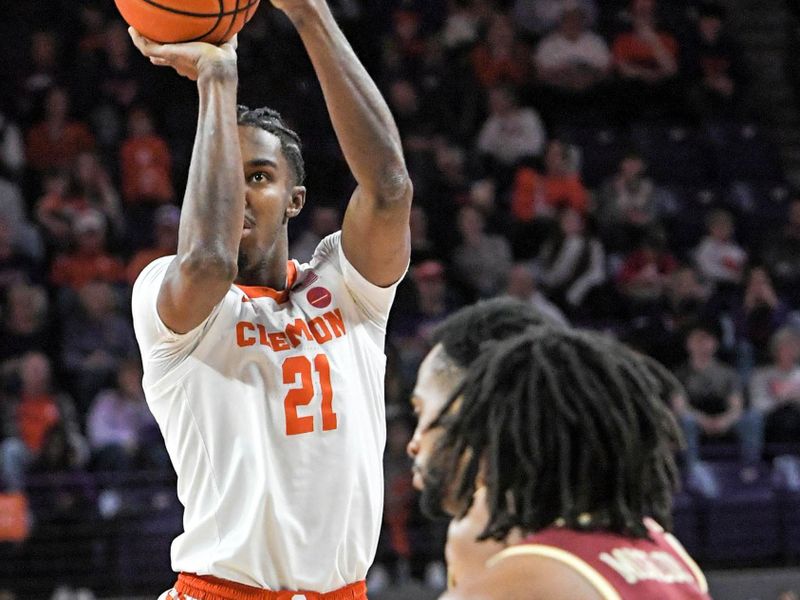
[114,0,260,45]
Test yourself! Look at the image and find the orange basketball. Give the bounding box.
[114,0,260,45]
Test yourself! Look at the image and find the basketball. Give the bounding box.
[114,0,260,45]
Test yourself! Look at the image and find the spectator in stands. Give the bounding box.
[659,266,712,366]
[611,0,680,120]
[452,204,513,298]
[733,266,791,370]
[596,150,662,253]
[749,328,800,445]
[511,0,598,39]
[27,422,94,521]
[476,85,546,177]
[93,21,144,148]
[35,170,73,248]
[683,1,746,121]
[694,208,747,289]
[0,283,50,364]
[0,174,42,262]
[762,198,800,308]
[470,13,532,89]
[440,0,488,51]
[0,109,25,180]
[0,171,24,228]
[48,210,126,292]
[126,204,179,284]
[616,231,678,309]
[511,140,589,232]
[505,262,569,326]
[0,352,86,491]
[387,78,430,149]
[36,152,125,246]
[391,260,458,382]
[624,258,706,364]
[289,206,341,264]
[383,5,427,76]
[61,280,137,409]
[86,359,157,471]
[423,142,471,252]
[533,2,611,122]
[119,105,174,249]
[379,416,416,583]
[119,105,173,204]
[673,321,763,488]
[18,31,60,121]
[68,151,125,237]
[534,207,606,316]
[0,218,39,297]
[408,205,439,265]
[25,86,95,175]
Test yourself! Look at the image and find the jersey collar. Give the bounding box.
[236,261,298,303]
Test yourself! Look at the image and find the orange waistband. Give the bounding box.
[175,573,367,600]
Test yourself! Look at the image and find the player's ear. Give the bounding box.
[285,186,306,220]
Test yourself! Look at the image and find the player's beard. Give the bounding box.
[418,462,453,521]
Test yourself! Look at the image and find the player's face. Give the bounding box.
[238,126,305,270]
[408,344,463,491]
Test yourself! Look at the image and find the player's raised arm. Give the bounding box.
[274,0,412,287]
[129,29,244,333]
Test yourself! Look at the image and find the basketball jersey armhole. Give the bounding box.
[662,532,709,593]
[486,544,623,600]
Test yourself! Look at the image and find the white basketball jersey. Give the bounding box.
[132,232,398,592]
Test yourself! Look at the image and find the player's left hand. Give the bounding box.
[129,28,238,81]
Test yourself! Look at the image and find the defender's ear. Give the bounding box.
[286,186,306,220]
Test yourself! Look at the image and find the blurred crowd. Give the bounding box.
[1,0,800,592]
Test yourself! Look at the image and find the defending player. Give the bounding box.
[409,306,712,599]
[129,0,411,598]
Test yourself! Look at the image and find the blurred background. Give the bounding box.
[1,0,800,598]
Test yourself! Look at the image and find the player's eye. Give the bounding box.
[249,171,269,183]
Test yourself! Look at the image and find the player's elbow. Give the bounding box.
[179,248,238,283]
[372,165,413,211]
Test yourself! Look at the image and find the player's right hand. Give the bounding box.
[128,28,237,82]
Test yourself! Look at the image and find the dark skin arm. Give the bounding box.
[275,0,412,287]
[129,30,244,333]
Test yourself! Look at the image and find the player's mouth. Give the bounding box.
[242,216,255,237]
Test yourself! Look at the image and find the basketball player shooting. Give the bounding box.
[128,1,412,598]
[408,304,712,599]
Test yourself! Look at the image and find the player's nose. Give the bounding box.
[406,433,420,459]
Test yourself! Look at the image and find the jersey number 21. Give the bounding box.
[282,355,337,435]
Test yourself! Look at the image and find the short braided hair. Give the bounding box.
[430,298,550,368]
[237,105,305,185]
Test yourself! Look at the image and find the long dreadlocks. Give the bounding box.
[430,324,683,541]
[237,105,305,185]
[417,298,549,519]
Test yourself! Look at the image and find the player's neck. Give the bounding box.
[236,235,289,290]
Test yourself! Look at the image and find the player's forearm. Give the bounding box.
[177,67,243,275]
[287,3,410,205]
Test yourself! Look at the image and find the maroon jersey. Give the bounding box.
[487,519,711,600]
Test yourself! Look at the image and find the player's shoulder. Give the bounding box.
[446,547,605,600]
[305,231,343,269]
[132,254,176,291]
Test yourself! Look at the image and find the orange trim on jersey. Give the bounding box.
[236,261,298,303]
[486,545,623,600]
[175,573,367,600]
